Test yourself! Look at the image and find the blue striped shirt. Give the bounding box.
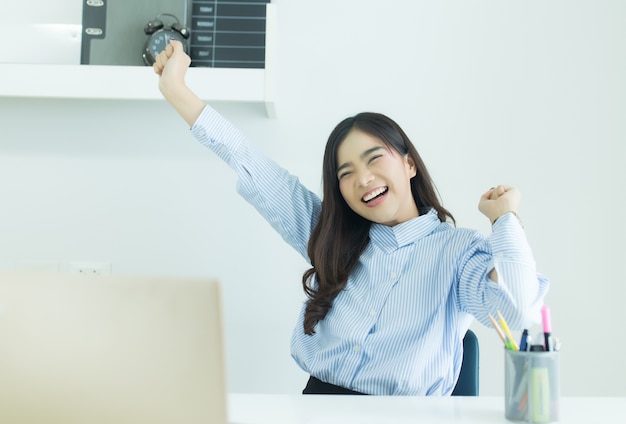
[191,105,549,396]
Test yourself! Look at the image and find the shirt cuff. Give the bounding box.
[490,212,534,264]
[190,105,244,152]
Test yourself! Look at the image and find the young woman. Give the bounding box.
[153,41,549,396]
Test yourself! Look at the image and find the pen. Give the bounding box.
[541,306,552,352]
[497,311,519,351]
[519,329,530,351]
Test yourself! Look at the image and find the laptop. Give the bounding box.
[0,271,228,424]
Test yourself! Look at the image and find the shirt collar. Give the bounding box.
[369,208,442,252]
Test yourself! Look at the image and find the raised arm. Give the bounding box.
[478,184,522,282]
[153,40,205,127]
[459,185,548,329]
[152,40,321,260]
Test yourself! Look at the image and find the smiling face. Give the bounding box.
[336,129,419,226]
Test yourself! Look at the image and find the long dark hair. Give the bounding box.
[301,112,455,335]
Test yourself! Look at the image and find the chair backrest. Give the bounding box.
[451,329,479,396]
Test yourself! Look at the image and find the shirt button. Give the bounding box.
[353,345,361,352]
[390,272,398,279]
[369,309,377,317]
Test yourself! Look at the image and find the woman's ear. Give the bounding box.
[406,155,417,178]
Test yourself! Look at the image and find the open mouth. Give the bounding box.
[362,187,388,203]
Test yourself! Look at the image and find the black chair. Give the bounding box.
[451,329,479,396]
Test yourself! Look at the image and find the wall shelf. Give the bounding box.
[0,4,276,118]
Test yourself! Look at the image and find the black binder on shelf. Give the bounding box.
[190,0,270,68]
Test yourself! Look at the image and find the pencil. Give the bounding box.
[488,313,508,347]
[497,311,519,351]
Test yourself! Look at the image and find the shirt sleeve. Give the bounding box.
[456,212,550,330]
[189,105,322,261]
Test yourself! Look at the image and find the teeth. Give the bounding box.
[363,187,387,202]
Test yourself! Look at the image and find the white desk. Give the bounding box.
[228,394,626,424]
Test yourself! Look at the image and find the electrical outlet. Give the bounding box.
[17,261,60,272]
[68,262,112,275]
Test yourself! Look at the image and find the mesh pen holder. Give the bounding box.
[504,349,560,423]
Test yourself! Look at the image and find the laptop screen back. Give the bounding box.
[0,271,227,424]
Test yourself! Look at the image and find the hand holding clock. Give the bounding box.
[142,13,190,66]
[154,40,189,85]
[153,40,206,127]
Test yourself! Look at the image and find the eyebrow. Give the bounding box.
[336,146,386,175]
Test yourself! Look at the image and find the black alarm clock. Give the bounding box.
[142,13,190,66]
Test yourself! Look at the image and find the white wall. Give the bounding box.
[1,0,625,396]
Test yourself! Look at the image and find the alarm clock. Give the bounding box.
[142,13,190,66]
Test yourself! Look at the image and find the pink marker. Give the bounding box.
[541,306,552,351]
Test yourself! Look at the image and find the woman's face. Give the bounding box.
[336,129,418,226]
